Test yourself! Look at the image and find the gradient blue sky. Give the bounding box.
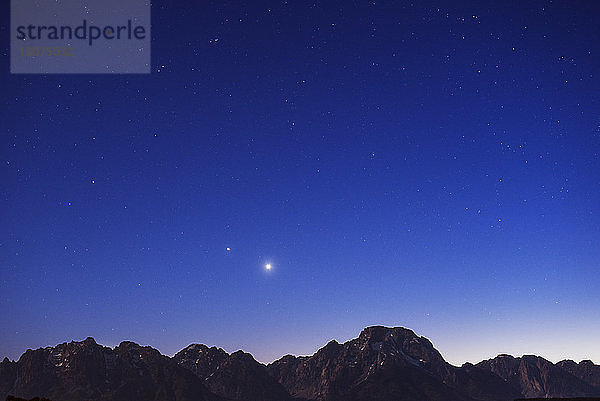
[2,1,599,366]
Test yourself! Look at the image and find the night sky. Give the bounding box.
[2,1,600,366]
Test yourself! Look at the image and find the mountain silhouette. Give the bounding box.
[1,326,599,401]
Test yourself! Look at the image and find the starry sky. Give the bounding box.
[2,1,600,366]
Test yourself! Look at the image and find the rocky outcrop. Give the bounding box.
[266,326,519,401]
[475,354,598,398]
[1,327,599,401]
[174,345,292,400]
[0,358,18,399]
[1,337,221,401]
[558,360,600,388]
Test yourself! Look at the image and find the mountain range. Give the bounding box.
[1,326,599,401]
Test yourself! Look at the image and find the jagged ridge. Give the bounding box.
[1,326,599,401]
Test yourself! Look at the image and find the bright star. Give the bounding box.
[265,263,272,271]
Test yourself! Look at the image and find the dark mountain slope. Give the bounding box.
[2,327,599,401]
[476,354,599,398]
[267,326,519,401]
[558,360,600,388]
[1,338,221,401]
[174,344,293,401]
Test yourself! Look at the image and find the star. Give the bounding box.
[265,263,272,271]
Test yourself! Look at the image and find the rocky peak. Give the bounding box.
[477,354,521,381]
[2,338,221,401]
[115,340,139,349]
[228,350,257,364]
[173,344,229,379]
[558,359,600,388]
[173,344,291,400]
[267,326,465,401]
[0,357,18,399]
[2,328,599,401]
[476,354,599,398]
[358,325,416,340]
[353,325,446,370]
[177,344,228,360]
[82,337,96,346]
[115,341,163,359]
